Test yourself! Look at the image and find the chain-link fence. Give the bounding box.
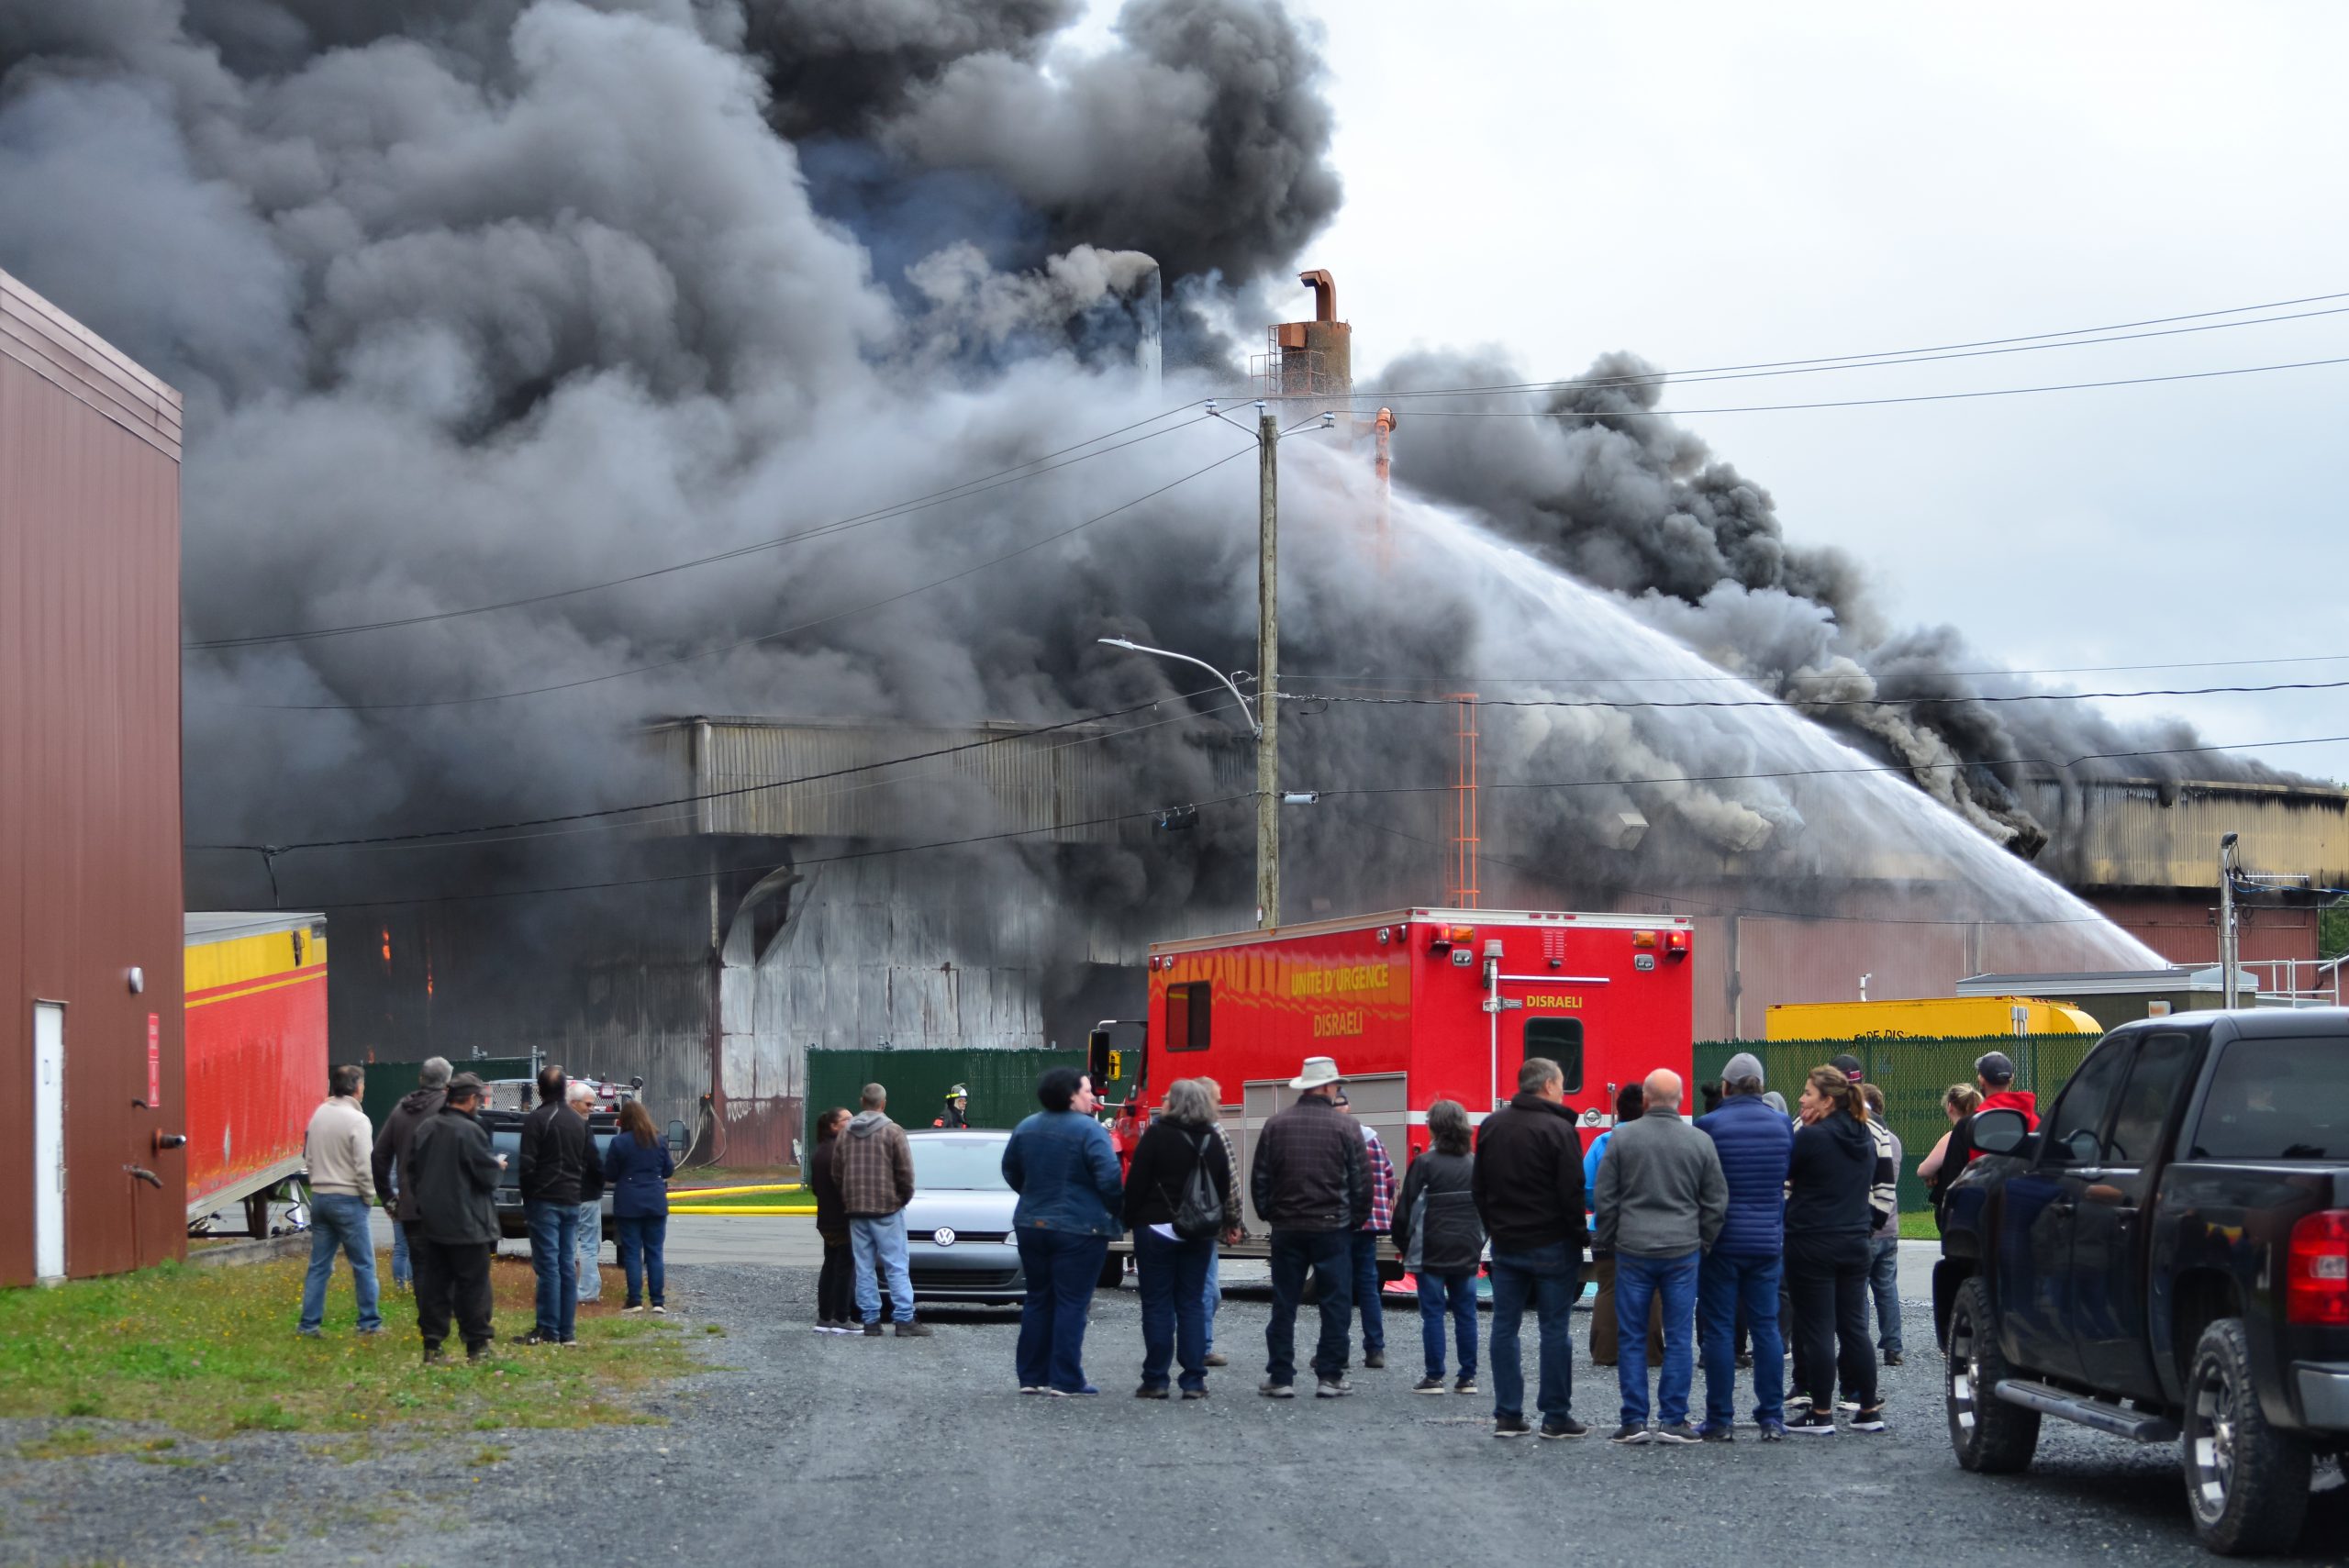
[805,1047,1085,1132]
[1695,1035,2099,1211]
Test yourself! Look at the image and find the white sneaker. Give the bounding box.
[651,1305,668,1315]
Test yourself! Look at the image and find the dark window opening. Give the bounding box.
[1523,1018,1584,1093]
[1164,982,1211,1052]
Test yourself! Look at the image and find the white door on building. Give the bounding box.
[33,1003,65,1280]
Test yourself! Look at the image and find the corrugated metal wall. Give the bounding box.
[657,717,1211,843]
[2025,777,2349,889]
[0,268,186,1284]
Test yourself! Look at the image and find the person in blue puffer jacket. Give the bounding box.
[1001,1068,1124,1396]
[1695,1051,1795,1440]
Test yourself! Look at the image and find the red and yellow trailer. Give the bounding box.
[184,913,328,1228]
[1114,906,1697,1239]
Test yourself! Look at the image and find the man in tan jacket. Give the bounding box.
[830,1084,926,1336]
[298,1063,382,1337]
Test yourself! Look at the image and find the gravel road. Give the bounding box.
[2,1262,2341,1566]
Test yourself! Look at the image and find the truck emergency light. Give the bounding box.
[1664,929,1690,958]
[1632,931,1657,949]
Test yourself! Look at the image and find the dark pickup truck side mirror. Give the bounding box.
[1973,1106,2030,1156]
[665,1118,688,1155]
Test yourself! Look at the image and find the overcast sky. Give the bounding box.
[1092,1,2349,791]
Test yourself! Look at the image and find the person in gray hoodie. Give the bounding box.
[1593,1069,1728,1444]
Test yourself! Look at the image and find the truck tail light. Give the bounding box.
[2287,1209,2349,1326]
[1664,929,1689,957]
[1631,930,1657,949]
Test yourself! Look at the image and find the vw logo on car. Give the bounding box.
[932,1227,957,1247]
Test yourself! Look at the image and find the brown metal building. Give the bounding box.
[0,267,187,1285]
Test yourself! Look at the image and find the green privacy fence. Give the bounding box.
[804,1048,1086,1133]
[1695,1035,2102,1212]
[359,1055,534,1133]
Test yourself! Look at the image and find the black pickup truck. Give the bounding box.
[1934,1010,2348,1554]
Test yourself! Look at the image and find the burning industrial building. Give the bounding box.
[4,1,2338,1165]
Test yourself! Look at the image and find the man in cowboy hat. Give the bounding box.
[1249,1055,1371,1400]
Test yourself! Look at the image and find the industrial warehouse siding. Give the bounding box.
[2023,776,2349,890]
[0,268,186,1285]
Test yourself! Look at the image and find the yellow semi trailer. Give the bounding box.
[1765,995,2101,1040]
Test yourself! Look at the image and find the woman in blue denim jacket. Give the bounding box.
[604,1099,675,1313]
[1001,1068,1124,1396]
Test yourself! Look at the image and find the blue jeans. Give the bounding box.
[298,1192,381,1333]
[1015,1228,1108,1391]
[1418,1271,1478,1379]
[390,1200,411,1286]
[1868,1235,1902,1355]
[616,1214,668,1307]
[1486,1241,1579,1421]
[1350,1229,1386,1356]
[850,1214,912,1324]
[1616,1251,1700,1426]
[575,1201,603,1304]
[1265,1229,1353,1385]
[1136,1228,1214,1391]
[1202,1246,1221,1355]
[526,1200,580,1340]
[1701,1251,1785,1429]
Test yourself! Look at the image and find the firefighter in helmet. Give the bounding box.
[933,1084,971,1129]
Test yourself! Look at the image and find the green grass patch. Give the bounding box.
[1898,1209,1940,1241]
[0,1255,701,1442]
[668,1185,811,1209]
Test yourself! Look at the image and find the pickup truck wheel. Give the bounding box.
[2181,1317,2311,1555]
[1097,1251,1127,1291]
[1945,1276,2038,1473]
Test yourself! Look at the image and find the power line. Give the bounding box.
[217,439,1259,711]
[291,792,1257,911]
[1313,732,2349,804]
[1281,678,2349,715]
[1344,303,2349,404]
[1284,651,2349,687]
[184,401,1215,651]
[1245,286,2349,403]
[1380,353,2349,421]
[188,684,1241,854]
[1323,806,2125,930]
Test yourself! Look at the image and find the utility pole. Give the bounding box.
[1256,402,1280,929]
[2219,831,2241,1008]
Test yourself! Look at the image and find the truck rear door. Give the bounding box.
[2071,1029,2202,1397]
[1995,1035,2132,1381]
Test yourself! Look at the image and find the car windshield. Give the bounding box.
[2190,1037,2347,1160]
[910,1139,1011,1191]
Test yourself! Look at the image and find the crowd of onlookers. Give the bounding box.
[295,1059,675,1362]
[799,1045,2043,1444]
[293,1041,2042,1417]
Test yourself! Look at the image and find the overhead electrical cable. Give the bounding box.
[1379,354,2349,421]
[287,792,1259,911]
[1283,652,2349,687]
[1280,677,2349,714]
[1241,286,2349,403]
[189,683,1242,854]
[223,439,1260,711]
[184,401,1217,650]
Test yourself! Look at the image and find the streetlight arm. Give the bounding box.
[1097,638,1262,738]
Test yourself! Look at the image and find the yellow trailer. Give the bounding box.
[1765,995,2101,1040]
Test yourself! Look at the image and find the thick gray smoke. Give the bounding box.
[1375,349,2296,856]
[0,0,2195,1043]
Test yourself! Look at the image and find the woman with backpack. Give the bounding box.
[1120,1077,1233,1400]
[1393,1098,1485,1395]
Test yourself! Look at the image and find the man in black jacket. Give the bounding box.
[370,1055,451,1294]
[1249,1055,1371,1400]
[518,1064,588,1347]
[1472,1056,1590,1440]
[409,1073,507,1364]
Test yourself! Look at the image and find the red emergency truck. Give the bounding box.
[1103,906,1696,1250]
